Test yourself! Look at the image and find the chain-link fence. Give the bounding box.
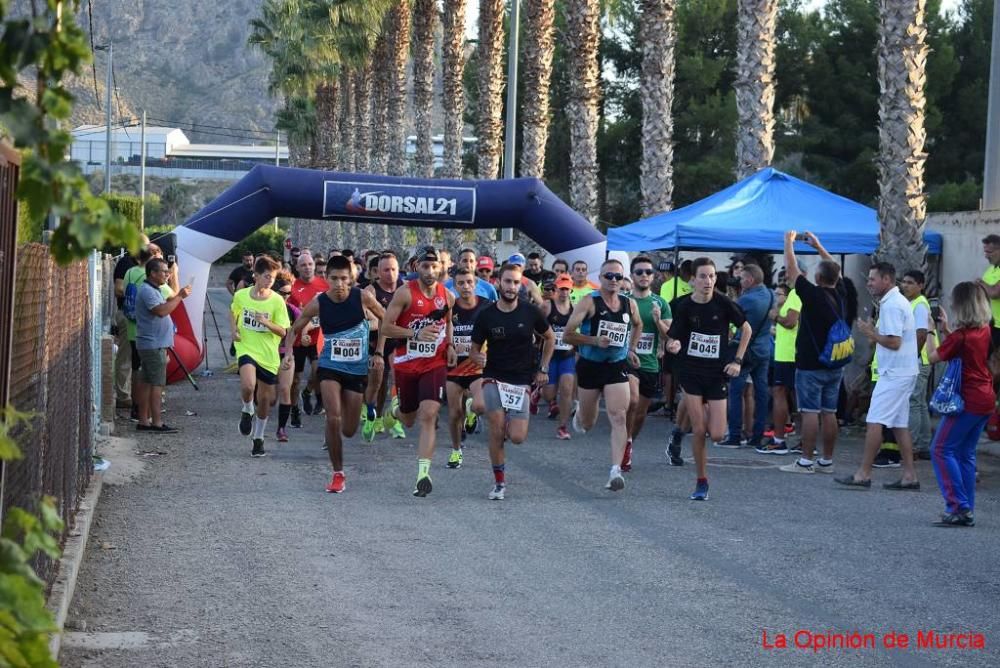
[3,243,94,586]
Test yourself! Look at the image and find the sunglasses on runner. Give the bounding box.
[602,272,624,281]
[632,269,654,276]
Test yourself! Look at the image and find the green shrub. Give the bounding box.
[16,198,42,244]
[219,224,287,263]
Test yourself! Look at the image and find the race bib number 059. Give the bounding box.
[497,382,527,412]
[329,337,363,363]
[407,338,438,358]
[636,332,655,355]
[688,332,720,359]
[597,320,628,347]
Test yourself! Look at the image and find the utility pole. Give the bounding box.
[274,131,280,230]
[983,0,1000,209]
[140,109,147,230]
[500,0,520,243]
[96,42,114,194]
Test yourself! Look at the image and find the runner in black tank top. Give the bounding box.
[362,256,406,441]
[541,275,579,438]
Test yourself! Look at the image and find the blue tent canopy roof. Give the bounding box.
[607,168,942,255]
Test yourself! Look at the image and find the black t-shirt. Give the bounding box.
[113,255,137,307]
[228,265,254,290]
[667,294,746,376]
[794,275,848,371]
[523,269,545,285]
[471,299,550,385]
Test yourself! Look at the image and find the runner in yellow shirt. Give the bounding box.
[757,283,800,454]
[231,255,290,457]
[979,234,1000,355]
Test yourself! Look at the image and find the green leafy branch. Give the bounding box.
[0,406,62,668]
[0,0,140,264]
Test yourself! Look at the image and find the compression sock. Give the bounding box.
[697,477,708,486]
[417,458,431,479]
[493,464,505,485]
[366,402,377,421]
[242,399,254,414]
[278,403,291,428]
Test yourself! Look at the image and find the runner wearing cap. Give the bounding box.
[381,246,458,497]
[541,273,577,439]
[476,256,497,287]
[445,248,499,301]
[564,259,643,492]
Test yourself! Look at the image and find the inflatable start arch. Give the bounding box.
[164,165,607,382]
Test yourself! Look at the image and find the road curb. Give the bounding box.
[47,470,104,659]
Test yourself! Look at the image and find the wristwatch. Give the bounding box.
[733,357,743,365]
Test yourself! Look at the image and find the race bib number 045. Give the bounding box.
[497,382,527,412]
[688,332,720,359]
[597,320,628,347]
[329,337,364,363]
[407,338,438,358]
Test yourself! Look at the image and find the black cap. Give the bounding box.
[417,245,439,262]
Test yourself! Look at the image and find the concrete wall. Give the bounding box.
[927,209,1000,303]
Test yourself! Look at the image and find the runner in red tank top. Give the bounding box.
[381,246,457,497]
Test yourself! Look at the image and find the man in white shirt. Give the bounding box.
[836,262,920,490]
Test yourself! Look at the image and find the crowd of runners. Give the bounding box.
[114,233,1000,526]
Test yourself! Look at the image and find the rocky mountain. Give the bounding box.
[61,0,280,140]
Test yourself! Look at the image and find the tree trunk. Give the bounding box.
[520,0,555,179]
[876,0,929,274]
[441,0,467,179]
[734,0,777,179]
[639,0,677,216]
[387,0,413,177]
[477,0,506,180]
[370,31,392,174]
[314,80,340,170]
[339,69,356,172]
[354,62,373,173]
[564,0,601,224]
[413,0,438,178]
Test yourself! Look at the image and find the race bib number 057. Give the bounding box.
[407,338,438,358]
[597,320,628,347]
[328,337,363,363]
[688,332,720,359]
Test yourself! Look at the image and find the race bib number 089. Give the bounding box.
[329,337,363,362]
[636,332,655,355]
[597,320,628,347]
[407,338,438,358]
[688,332,720,359]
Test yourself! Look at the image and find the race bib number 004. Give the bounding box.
[497,382,527,412]
[242,309,268,332]
[688,332,720,359]
[328,337,363,363]
[597,320,628,347]
[554,328,573,351]
[454,335,472,356]
[407,338,438,358]
[636,332,655,355]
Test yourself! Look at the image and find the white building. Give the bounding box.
[70,125,288,181]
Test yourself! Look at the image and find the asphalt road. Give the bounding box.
[60,289,1000,667]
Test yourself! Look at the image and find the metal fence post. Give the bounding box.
[88,250,101,435]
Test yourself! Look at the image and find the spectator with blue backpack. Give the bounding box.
[779,231,854,475]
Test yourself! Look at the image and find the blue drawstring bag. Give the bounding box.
[929,358,964,415]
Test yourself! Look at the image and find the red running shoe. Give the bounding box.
[548,401,559,419]
[763,428,775,438]
[326,471,346,494]
[622,439,633,472]
[556,426,571,440]
[276,427,289,443]
[529,388,540,415]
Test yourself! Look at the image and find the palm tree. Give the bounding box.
[734,0,777,179]
[564,0,601,224]
[477,0,506,180]
[520,0,555,180]
[876,0,929,272]
[386,0,413,177]
[370,29,392,175]
[440,0,467,179]
[353,62,373,173]
[639,0,676,216]
[412,0,438,178]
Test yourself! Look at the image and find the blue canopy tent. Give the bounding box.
[606,167,943,255]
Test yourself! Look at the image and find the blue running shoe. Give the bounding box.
[689,481,709,501]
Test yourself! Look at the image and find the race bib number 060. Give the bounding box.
[497,382,527,412]
[597,320,628,347]
[688,332,720,359]
[407,338,438,358]
[329,337,363,363]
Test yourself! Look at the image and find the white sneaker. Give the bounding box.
[572,410,587,434]
[779,460,815,474]
[815,461,834,474]
[605,473,625,491]
[488,484,505,500]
